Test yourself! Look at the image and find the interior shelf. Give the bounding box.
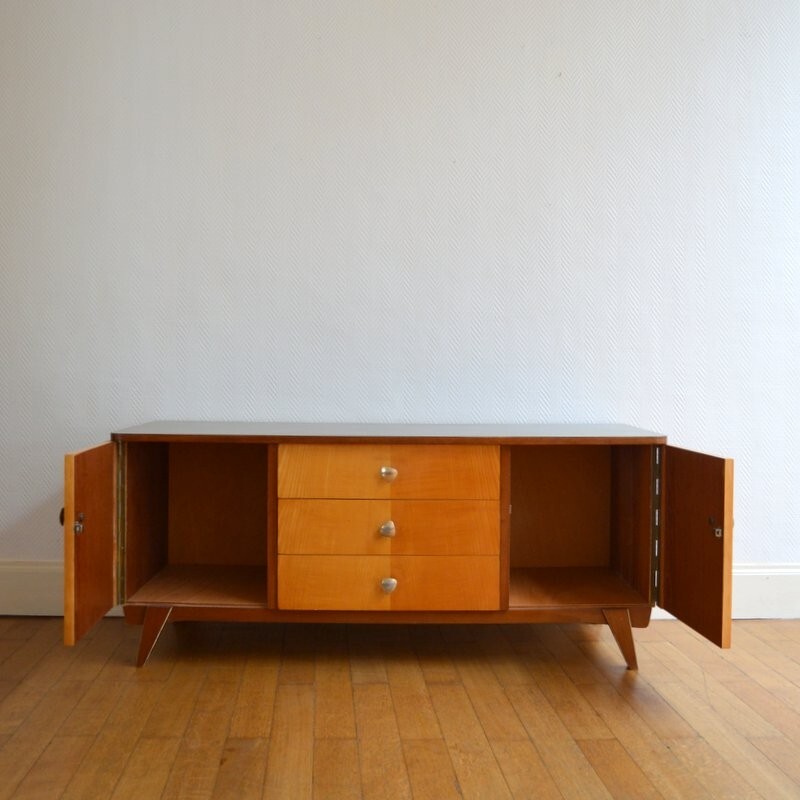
[509,567,648,608]
[126,564,268,607]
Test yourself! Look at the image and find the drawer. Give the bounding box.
[278,555,500,611]
[278,499,500,555]
[277,444,499,500]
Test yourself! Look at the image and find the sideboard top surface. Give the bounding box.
[111,421,666,445]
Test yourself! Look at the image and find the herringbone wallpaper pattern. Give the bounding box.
[1,2,798,563]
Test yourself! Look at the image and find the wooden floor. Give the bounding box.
[1,619,800,799]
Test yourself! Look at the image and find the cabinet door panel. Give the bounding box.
[64,442,116,645]
[661,446,733,647]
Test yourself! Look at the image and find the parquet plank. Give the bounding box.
[453,647,528,741]
[314,640,356,739]
[664,737,763,799]
[62,681,165,800]
[506,684,613,799]
[10,734,93,800]
[159,676,241,800]
[491,739,563,799]
[429,683,513,799]
[578,738,664,800]
[140,664,205,738]
[212,737,269,799]
[110,736,182,800]
[1,619,800,798]
[403,738,462,800]
[578,683,709,799]
[385,645,441,740]
[353,683,411,799]
[264,684,314,799]
[0,679,90,800]
[654,679,800,799]
[230,657,280,739]
[313,738,362,800]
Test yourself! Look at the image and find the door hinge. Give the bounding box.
[651,444,662,602]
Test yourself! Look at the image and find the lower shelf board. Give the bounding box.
[126,564,268,607]
[509,566,648,608]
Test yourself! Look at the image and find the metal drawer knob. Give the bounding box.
[378,520,396,538]
[380,577,398,594]
[380,466,398,482]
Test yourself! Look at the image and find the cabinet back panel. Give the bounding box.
[125,443,169,596]
[510,446,611,568]
[168,443,268,566]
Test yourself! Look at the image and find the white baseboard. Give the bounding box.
[0,561,64,616]
[1,561,799,619]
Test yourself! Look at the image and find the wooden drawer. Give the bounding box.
[278,498,500,555]
[277,444,499,500]
[278,555,499,611]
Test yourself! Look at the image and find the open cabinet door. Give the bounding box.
[661,446,733,647]
[64,442,117,645]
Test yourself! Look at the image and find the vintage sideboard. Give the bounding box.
[63,422,732,667]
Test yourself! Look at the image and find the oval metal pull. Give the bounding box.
[380,577,398,594]
[378,520,396,538]
[380,466,398,482]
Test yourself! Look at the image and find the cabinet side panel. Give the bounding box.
[509,446,611,568]
[125,443,168,597]
[64,442,116,644]
[168,443,269,566]
[610,446,654,599]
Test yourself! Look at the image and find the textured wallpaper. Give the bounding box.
[0,1,798,563]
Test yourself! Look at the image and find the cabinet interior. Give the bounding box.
[508,444,654,608]
[119,440,655,612]
[123,442,270,606]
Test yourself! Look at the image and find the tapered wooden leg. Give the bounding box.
[603,608,638,670]
[137,606,172,667]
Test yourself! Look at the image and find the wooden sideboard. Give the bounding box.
[63,422,733,668]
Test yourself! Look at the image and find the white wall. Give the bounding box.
[1,3,798,606]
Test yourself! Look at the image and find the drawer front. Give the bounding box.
[278,555,391,611]
[278,444,499,500]
[279,499,500,556]
[278,555,499,611]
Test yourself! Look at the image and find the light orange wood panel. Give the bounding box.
[126,564,267,607]
[278,444,392,498]
[391,500,500,555]
[278,499,499,555]
[390,556,500,610]
[390,445,499,499]
[508,567,648,608]
[278,499,392,554]
[278,444,499,500]
[277,555,391,610]
[167,443,269,566]
[64,441,117,646]
[509,445,611,568]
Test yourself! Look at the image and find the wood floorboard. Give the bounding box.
[1,618,800,798]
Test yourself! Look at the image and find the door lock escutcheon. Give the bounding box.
[73,513,84,535]
[709,517,722,538]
